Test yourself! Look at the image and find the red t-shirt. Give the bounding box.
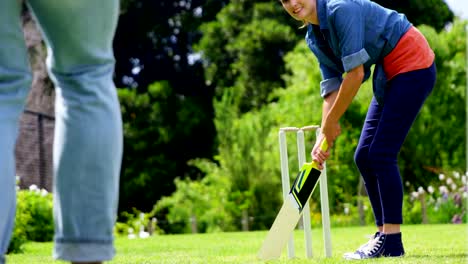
[383,26,435,80]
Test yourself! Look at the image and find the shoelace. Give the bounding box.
[357,234,377,252]
[363,236,383,255]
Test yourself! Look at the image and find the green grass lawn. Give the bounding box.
[7,224,468,263]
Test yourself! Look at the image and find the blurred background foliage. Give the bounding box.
[112,0,466,233]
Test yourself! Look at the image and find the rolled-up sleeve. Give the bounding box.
[319,63,342,97]
[342,49,369,72]
[331,1,370,72]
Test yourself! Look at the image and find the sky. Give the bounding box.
[445,0,468,19]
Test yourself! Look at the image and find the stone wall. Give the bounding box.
[15,6,55,191]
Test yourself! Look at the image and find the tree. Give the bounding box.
[118,81,216,212]
[196,0,303,112]
[373,0,454,31]
[114,0,227,91]
[114,0,225,212]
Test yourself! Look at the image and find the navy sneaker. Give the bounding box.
[343,232,380,259]
[344,233,405,260]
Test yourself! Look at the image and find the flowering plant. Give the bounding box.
[8,177,53,254]
[409,171,467,224]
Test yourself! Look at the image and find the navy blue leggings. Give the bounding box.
[354,63,436,226]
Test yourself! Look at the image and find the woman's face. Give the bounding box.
[280,0,314,21]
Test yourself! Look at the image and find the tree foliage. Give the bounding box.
[114,0,226,90]
[118,81,215,212]
[114,0,222,212]
[195,0,302,112]
[374,0,454,31]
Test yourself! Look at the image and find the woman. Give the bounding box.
[280,0,436,260]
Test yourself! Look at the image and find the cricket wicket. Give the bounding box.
[278,125,332,258]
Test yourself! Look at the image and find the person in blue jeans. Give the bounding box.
[0,1,122,264]
[280,0,436,259]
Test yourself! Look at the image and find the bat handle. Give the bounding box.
[319,138,328,152]
[311,138,328,169]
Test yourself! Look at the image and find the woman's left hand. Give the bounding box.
[321,119,341,148]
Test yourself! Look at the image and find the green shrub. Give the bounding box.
[330,213,361,227]
[403,194,423,224]
[14,186,54,242]
[114,222,131,236]
[6,224,27,254]
[8,185,53,253]
[309,197,374,228]
[119,208,163,237]
[333,200,374,227]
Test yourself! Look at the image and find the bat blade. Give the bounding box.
[290,162,321,211]
[257,139,328,260]
[257,196,301,260]
[258,165,322,260]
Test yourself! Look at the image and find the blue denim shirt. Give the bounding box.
[306,0,411,104]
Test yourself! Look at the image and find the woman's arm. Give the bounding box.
[323,64,364,139]
[322,89,338,127]
[312,64,364,166]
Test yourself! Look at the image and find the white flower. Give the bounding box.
[139,225,150,239]
[127,227,137,239]
[411,191,419,199]
[139,231,150,239]
[446,178,453,185]
[453,172,460,179]
[29,184,38,192]
[462,176,466,184]
[40,189,48,197]
[405,181,410,187]
[439,174,445,180]
[344,207,350,215]
[418,187,425,194]
[463,192,468,198]
[451,183,457,191]
[439,185,448,194]
[427,186,434,194]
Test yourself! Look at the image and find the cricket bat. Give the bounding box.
[257,139,328,260]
